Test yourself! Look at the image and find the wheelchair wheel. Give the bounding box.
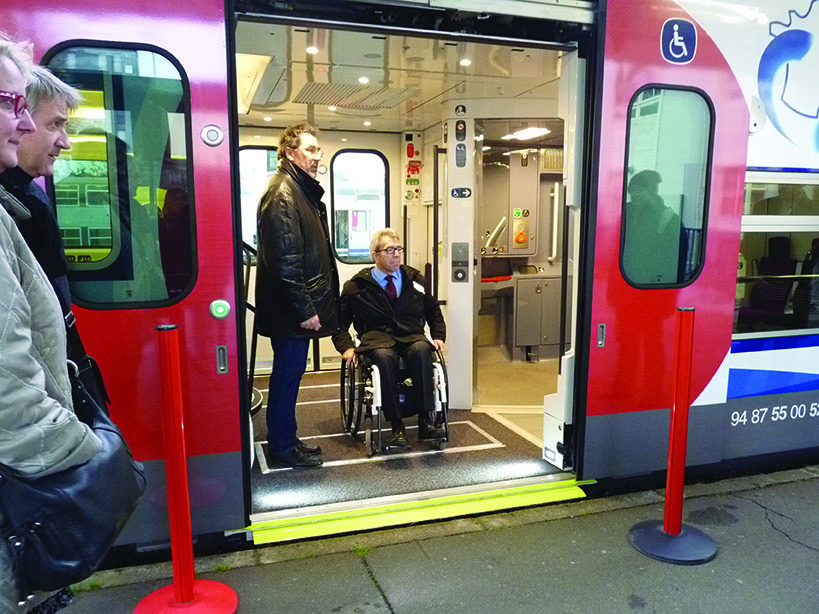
[435,349,450,443]
[349,361,365,438]
[339,360,355,432]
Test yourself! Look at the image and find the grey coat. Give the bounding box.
[0,186,101,610]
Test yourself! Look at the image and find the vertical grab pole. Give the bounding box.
[157,324,195,602]
[136,325,237,613]
[627,307,717,565]
[664,307,695,535]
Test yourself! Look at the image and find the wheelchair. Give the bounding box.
[339,346,450,456]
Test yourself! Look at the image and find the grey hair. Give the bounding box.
[370,228,401,254]
[26,65,82,114]
[0,33,34,81]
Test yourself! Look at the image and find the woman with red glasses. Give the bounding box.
[0,36,101,614]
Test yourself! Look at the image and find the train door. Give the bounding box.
[2,1,245,543]
[579,0,749,478]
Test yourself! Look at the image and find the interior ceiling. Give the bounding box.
[235,21,565,145]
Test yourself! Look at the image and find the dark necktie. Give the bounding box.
[384,274,397,307]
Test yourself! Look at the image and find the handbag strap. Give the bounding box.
[64,311,87,359]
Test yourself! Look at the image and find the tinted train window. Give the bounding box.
[621,87,712,287]
[331,150,388,264]
[46,46,194,305]
[735,178,819,334]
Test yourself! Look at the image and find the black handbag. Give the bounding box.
[0,360,147,597]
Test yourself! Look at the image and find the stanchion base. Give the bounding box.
[628,520,717,565]
[134,579,238,613]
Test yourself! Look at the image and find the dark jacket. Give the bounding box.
[332,264,446,354]
[0,166,71,312]
[255,158,339,339]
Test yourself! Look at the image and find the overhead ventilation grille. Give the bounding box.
[293,82,418,110]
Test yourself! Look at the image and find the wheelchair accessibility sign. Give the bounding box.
[661,18,696,65]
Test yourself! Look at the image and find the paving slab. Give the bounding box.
[60,467,819,613]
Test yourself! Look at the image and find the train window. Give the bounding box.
[330,150,389,263]
[239,147,278,250]
[735,179,819,333]
[621,87,712,287]
[45,46,194,306]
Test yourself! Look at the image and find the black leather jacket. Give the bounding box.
[332,265,446,354]
[255,158,339,339]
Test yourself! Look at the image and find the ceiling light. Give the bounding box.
[358,76,370,85]
[459,58,472,67]
[254,135,261,139]
[501,134,516,140]
[306,46,319,55]
[474,134,484,141]
[328,105,337,111]
[512,127,551,140]
[341,138,348,142]
[263,116,272,122]
[482,146,491,151]
[363,121,372,127]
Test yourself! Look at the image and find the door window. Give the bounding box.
[330,149,388,263]
[620,87,713,287]
[46,46,194,305]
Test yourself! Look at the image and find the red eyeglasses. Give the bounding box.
[0,90,29,119]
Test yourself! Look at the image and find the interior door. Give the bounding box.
[2,1,244,542]
[580,0,749,478]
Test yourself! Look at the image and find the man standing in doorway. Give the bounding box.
[256,123,339,468]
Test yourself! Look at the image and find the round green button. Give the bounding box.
[210,299,231,319]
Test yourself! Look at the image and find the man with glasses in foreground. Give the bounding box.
[256,122,339,468]
[333,228,446,449]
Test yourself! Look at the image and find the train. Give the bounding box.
[2,0,819,553]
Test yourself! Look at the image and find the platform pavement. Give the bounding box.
[62,465,819,613]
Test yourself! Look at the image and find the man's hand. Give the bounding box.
[433,339,445,352]
[300,315,321,331]
[342,348,357,365]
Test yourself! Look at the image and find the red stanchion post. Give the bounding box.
[627,308,717,565]
[664,307,695,536]
[135,325,238,613]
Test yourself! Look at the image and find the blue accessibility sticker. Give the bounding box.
[661,18,696,65]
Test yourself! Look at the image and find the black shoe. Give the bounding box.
[388,429,411,450]
[269,447,323,468]
[297,439,322,456]
[418,421,445,441]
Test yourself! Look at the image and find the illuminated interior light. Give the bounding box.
[459,58,472,67]
[358,76,370,85]
[482,146,491,151]
[306,46,319,55]
[263,116,272,122]
[501,134,515,140]
[363,121,372,127]
[511,127,551,140]
[328,105,337,111]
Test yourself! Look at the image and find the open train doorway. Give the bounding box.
[234,13,589,541]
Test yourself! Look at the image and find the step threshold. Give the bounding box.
[245,474,592,545]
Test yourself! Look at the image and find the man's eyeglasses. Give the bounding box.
[377,246,404,256]
[0,90,29,119]
[293,145,323,159]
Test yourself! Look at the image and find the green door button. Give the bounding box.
[210,299,231,320]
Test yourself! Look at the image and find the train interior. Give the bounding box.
[234,20,585,525]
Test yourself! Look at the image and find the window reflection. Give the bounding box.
[48,47,194,305]
[621,88,711,287]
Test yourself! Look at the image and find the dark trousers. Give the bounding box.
[368,340,434,424]
[266,337,310,454]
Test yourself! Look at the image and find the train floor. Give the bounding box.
[249,368,562,516]
[64,464,819,612]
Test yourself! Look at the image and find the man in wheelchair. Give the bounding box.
[332,228,446,449]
